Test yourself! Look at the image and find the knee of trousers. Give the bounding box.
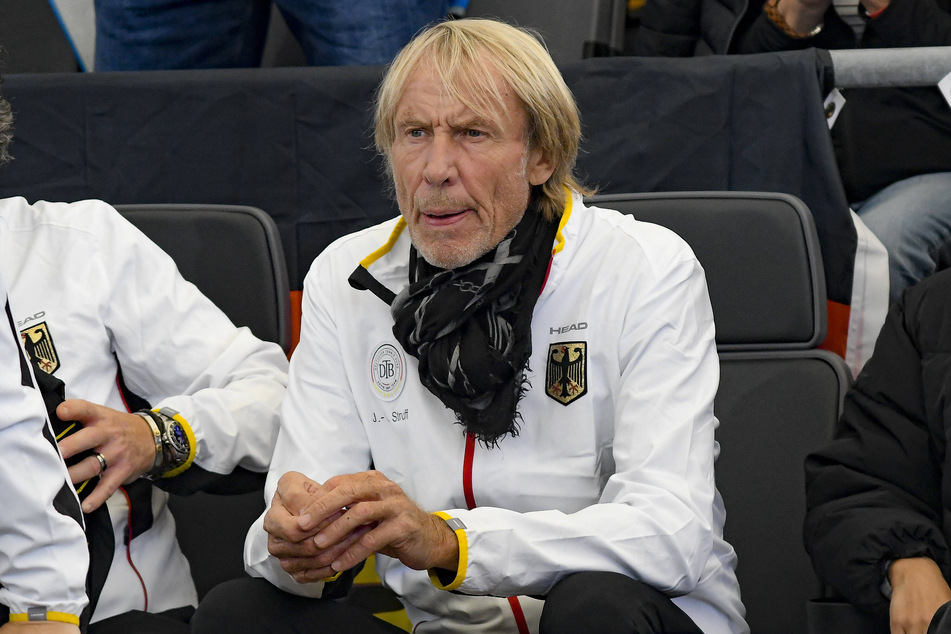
[538,571,700,634]
[191,577,282,633]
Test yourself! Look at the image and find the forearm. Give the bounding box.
[105,221,289,476]
[733,3,855,52]
[148,329,288,475]
[440,502,711,597]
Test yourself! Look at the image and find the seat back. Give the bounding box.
[716,350,850,633]
[585,191,826,351]
[586,191,849,633]
[117,204,291,353]
[117,203,289,598]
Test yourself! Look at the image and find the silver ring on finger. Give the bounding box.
[95,452,108,474]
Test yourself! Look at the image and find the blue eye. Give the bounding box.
[409,129,424,137]
[466,129,483,138]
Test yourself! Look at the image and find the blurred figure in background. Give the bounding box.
[805,268,951,634]
[94,0,451,69]
[633,0,951,305]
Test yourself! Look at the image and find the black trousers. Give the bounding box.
[539,571,704,634]
[88,606,193,634]
[191,578,406,634]
[192,572,702,634]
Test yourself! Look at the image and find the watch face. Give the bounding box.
[167,421,190,455]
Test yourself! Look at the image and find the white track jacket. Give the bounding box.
[247,192,748,633]
[0,269,88,625]
[0,197,288,623]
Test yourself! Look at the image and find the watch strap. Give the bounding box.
[136,410,165,476]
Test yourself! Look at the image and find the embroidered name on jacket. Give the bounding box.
[546,342,587,405]
[20,321,59,375]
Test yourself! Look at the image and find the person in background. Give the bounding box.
[192,17,747,634]
[634,0,951,305]
[94,0,451,70]
[805,268,951,634]
[0,82,289,633]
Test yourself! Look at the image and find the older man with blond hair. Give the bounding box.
[194,18,747,634]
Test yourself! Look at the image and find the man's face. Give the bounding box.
[390,62,554,270]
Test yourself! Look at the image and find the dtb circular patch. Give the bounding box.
[370,343,406,401]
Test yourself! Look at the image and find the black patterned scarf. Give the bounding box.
[349,200,558,446]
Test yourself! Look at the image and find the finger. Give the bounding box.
[278,557,338,585]
[264,492,317,544]
[267,533,320,560]
[300,521,375,570]
[276,470,322,499]
[275,471,323,517]
[56,399,100,424]
[67,454,105,486]
[323,523,376,573]
[303,508,343,535]
[311,495,397,551]
[79,467,124,514]
[297,485,365,532]
[57,427,104,461]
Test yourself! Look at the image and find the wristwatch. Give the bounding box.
[138,407,194,479]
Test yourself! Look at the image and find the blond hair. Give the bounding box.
[374,18,590,221]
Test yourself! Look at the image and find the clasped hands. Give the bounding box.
[265,470,459,585]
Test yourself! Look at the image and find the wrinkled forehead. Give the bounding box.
[396,57,525,131]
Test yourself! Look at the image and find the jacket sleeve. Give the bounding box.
[93,202,288,479]
[244,249,373,597]
[861,0,951,47]
[442,242,721,598]
[0,291,88,624]
[804,283,950,615]
[632,0,705,56]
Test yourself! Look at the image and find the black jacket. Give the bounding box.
[803,268,951,617]
[633,0,951,201]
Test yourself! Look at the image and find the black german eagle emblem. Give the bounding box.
[20,322,59,375]
[545,342,587,405]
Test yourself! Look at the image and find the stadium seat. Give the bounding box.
[807,598,887,633]
[585,191,826,351]
[117,204,291,353]
[586,191,852,634]
[716,350,851,634]
[117,203,290,599]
